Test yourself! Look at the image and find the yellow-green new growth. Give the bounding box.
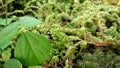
[103,0,119,5]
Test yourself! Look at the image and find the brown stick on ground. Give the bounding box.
[97,11,105,40]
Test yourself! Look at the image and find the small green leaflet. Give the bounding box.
[0,23,19,49]
[14,31,52,66]
[3,59,22,68]
[20,16,43,28]
[1,48,11,61]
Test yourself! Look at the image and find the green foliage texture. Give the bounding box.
[0,0,120,68]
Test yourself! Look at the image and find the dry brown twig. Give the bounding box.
[97,11,105,40]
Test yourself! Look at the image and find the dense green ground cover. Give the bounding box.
[0,0,120,68]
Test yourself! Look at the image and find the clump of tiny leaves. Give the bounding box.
[73,49,120,68]
[36,0,120,67]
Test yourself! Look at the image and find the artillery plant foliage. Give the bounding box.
[0,16,52,67]
[36,0,120,67]
[73,49,120,68]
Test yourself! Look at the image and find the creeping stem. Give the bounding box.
[5,0,8,26]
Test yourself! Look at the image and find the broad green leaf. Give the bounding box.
[3,59,22,68]
[0,25,5,30]
[20,16,43,28]
[0,23,19,49]
[14,31,52,66]
[0,18,12,26]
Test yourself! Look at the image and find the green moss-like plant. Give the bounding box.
[74,49,120,68]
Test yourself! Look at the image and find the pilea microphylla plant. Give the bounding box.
[0,16,52,67]
[0,0,120,68]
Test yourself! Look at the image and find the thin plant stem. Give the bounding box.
[5,0,8,26]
